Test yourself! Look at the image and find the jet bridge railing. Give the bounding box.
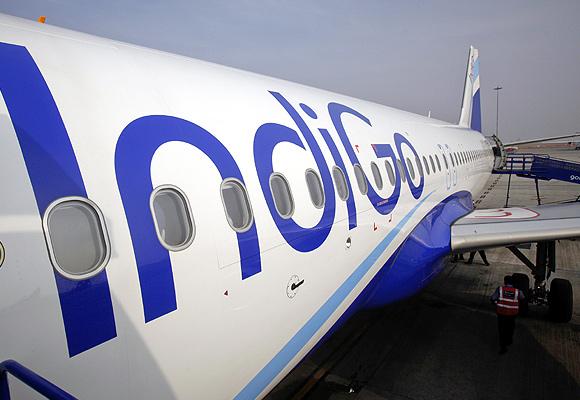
[493,153,580,207]
[0,359,76,400]
[494,153,580,183]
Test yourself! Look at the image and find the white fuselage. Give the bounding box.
[0,14,494,399]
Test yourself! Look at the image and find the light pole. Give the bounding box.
[493,86,503,137]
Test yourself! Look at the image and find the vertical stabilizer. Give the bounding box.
[458,46,482,132]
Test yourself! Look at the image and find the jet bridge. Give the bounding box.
[493,153,580,206]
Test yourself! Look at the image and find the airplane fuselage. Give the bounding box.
[0,14,494,399]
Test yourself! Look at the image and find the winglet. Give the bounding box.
[458,46,481,132]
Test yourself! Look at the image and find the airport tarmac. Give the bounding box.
[266,149,580,400]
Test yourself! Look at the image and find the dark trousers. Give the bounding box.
[497,314,516,349]
[467,250,489,265]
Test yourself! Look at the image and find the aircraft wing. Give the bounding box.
[451,203,580,252]
[503,132,580,146]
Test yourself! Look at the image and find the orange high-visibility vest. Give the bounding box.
[496,286,520,316]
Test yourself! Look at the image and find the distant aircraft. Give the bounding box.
[0,13,578,399]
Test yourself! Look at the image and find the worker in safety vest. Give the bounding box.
[491,275,525,354]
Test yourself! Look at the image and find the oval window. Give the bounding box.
[415,156,424,177]
[397,159,407,183]
[370,162,383,190]
[151,186,195,251]
[422,156,430,175]
[0,241,5,269]
[435,155,441,171]
[221,179,254,232]
[270,173,294,219]
[442,154,449,169]
[332,166,349,201]
[43,197,110,280]
[353,164,368,195]
[305,169,325,209]
[406,157,415,180]
[429,155,436,172]
[384,160,395,185]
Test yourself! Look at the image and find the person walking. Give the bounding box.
[467,250,490,266]
[491,275,525,354]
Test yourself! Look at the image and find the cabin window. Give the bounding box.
[385,160,395,185]
[270,173,294,219]
[406,157,415,180]
[370,161,383,190]
[450,153,455,167]
[397,159,407,183]
[442,154,449,169]
[43,197,111,280]
[332,166,349,201]
[221,179,254,232]
[422,156,430,175]
[150,186,195,251]
[415,156,424,177]
[435,155,441,171]
[305,169,325,209]
[429,155,436,172]
[353,164,368,195]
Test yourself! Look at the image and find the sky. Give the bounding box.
[0,0,578,142]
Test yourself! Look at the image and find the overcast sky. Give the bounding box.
[1,1,578,142]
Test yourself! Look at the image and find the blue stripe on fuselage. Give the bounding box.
[0,42,117,356]
[234,191,434,400]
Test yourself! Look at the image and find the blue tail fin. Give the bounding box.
[458,46,481,132]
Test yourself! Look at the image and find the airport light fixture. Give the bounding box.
[493,86,503,137]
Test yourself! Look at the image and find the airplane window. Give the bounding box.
[270,173,295,219]
[435,155,441,171]
[332,166,349,201]
[370,162,383,190]
[442,154,449,169]
[406,158,416,179]
[415,156,424,177]
[397,159,407,183]
[450,153,455,167]
[151,186,195,251]
[305,169,325,209]
[43,197,111,280]
[429,155,436,172]
[384,160,395,185]
[221,179,254,232]
[353,164,368,195]
[422,156,430,175]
